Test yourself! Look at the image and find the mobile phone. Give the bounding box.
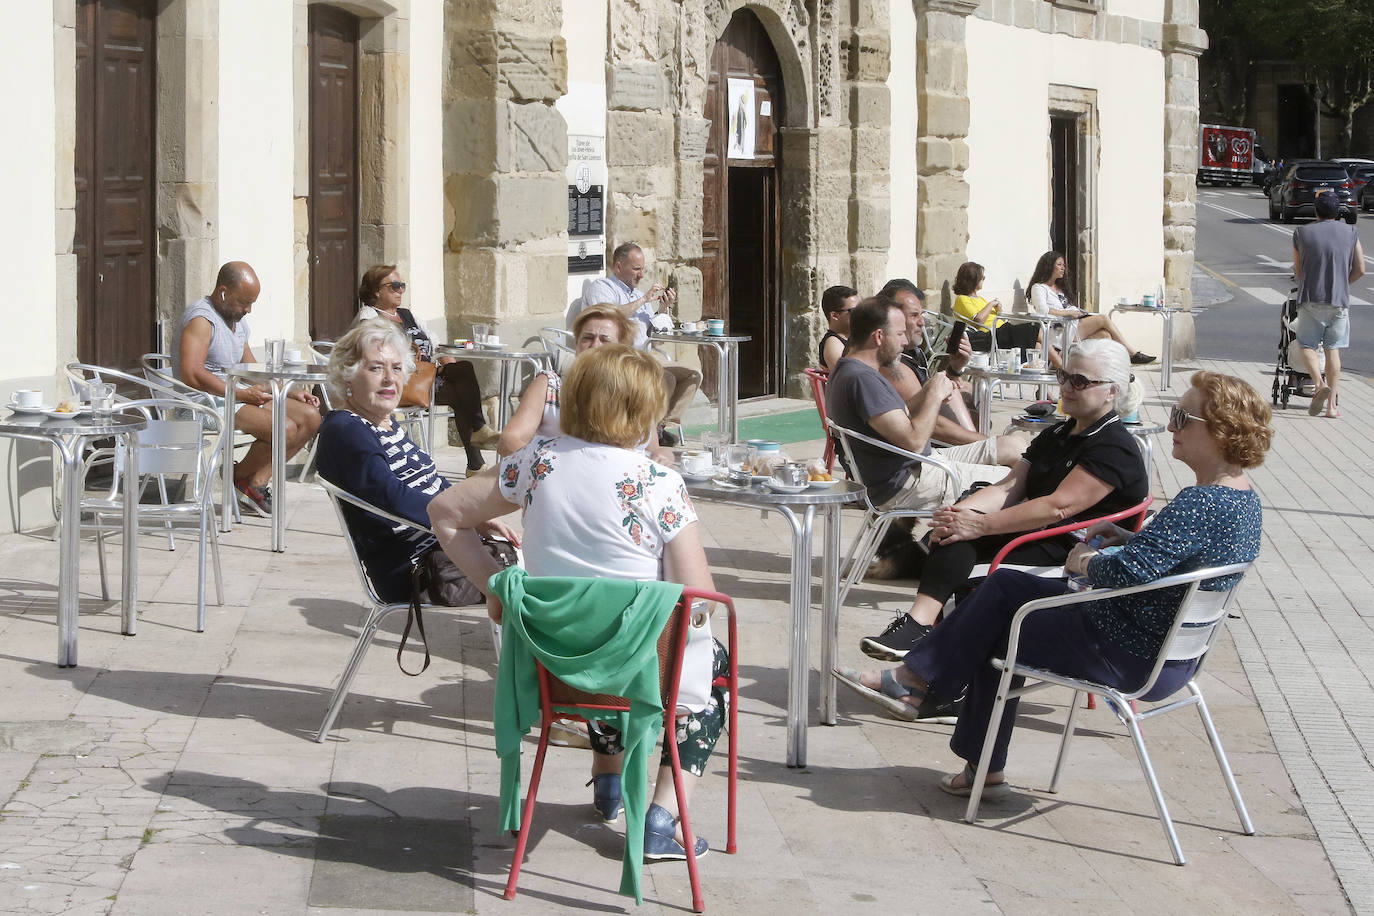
[946,321,967,356]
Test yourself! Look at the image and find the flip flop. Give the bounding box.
[834,667,923,721]
[1308,386,1330,416]
[939,765,1011,799]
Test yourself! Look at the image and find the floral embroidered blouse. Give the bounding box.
[498,434,698,580]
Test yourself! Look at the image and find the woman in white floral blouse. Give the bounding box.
[428,344,726,862]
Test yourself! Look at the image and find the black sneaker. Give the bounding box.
[235,480,273,517]
[916,691,964,725]
[1130,352,1157,365]
[859,614,933,661]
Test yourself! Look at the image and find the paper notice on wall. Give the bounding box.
[759,100,771,117]
[726,78,756,160]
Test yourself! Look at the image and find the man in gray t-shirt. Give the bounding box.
[1293,193,1367,418]
[175,261,321,516]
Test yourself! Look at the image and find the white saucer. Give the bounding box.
[43,406,89,419]
[8,403,53,415]
[679,469,716,482]
[765,481,809,494]
[807,478,839,489]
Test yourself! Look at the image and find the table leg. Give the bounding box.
[1161,312,1174,390]
[819,503,842,727]
[779,504,816,768]
[57,440,81,667]
[976,377,993,436]
[220,380,237,533]
[426,365,441,458]
[120,431,139,636]
[271,381,287,553]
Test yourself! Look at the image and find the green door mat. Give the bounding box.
[684,409,823,445]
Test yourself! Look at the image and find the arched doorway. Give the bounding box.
[307,5,361,341]
[697,9,785,399]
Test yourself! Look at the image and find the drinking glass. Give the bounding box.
[264,338,285,370]
[700,430,725,466]
[472,323,490,343]
[89,383,115,418]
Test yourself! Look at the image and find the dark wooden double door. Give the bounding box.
[696,10,785,399]
[76,0,156,370]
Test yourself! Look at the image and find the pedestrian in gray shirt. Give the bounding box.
[1293,193,1366,418]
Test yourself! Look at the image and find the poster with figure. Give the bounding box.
[726,78,756,160]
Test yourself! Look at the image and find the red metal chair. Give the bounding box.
[503,587,739,913]
[802,367,836,473]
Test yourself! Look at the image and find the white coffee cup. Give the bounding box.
[284,348,303,364]
[486,335,502,347]
[11,388,42,408]
[680,321,698,333]
[681,451,711,474]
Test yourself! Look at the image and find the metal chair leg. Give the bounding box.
[95,524,110,601]
[1191,683,1255,835]
[315,603,403,741]
[1121,701,1187,865]
[1048,688,1084,793]
[504,720,553,900]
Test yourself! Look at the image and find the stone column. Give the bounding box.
[847,3,892,297]
[1162,2,1207,365]
[913,0,978,310]
[442,1,568,345]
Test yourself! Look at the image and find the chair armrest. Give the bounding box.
[826,418,961,512]
[987,496,1153,573]
[317,479,434,537]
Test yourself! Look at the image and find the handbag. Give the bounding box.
[675,600,716,713]
[398,537,520,675]
[400,352,437,408]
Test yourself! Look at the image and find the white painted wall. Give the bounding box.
[559,0,609,312]
[1106,0,1166,22]
[964,17,1165,312]
[218,0,297,345]
[2,4,58,383]
[408,0,448,340]
[887,0,918,282]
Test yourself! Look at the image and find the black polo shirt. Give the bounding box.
[1020,411,1148,521]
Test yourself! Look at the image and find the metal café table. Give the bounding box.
[966,367,1060,436]
[431,345,554,456]
[1110,303,1184,390]
[685,477,864,767]
[0,410,144,666]
[647,330,752,443]
[220,362,328,551]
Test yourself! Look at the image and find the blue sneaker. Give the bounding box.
[643,802,708,861]
[589,773,622,822]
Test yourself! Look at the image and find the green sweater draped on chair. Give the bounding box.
[490,567,684,903]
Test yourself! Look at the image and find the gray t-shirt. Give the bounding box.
[174,296,250,382]
[1294,219,1358,308]
[825,357,927,504]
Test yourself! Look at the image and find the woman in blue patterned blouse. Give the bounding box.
[836,371,1272,797]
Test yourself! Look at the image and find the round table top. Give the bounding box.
[648,331,752,344]
[967,367,1057,383]
[1124,422,1166,436]
[685,476,864,506]
[228,362,328,382]
[1110,304,1184,314]
[435,344,551,361]
[0,409,148,437]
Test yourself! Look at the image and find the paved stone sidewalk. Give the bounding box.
[0,356,1362,914]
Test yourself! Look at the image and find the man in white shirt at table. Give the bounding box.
[582,241,701,445]
[174,260,321,517]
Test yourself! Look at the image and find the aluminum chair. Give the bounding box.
[963,561,1256,865]
[972,496,1154,580]
[828,420,961,609]
[503,585,739,913]
[801,368,838,473]
[80,397,226,632]
[315,478,500,742]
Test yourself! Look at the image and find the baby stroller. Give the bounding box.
[1272,287,1320,409]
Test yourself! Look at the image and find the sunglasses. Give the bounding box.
[1055,369,1113,391]
[384,281,407,293]
[1168,405,1206,430]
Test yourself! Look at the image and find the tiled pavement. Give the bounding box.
[0,355,1366,914]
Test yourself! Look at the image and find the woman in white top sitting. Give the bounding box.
[1026,251,1155,367]
[428,344,726,861]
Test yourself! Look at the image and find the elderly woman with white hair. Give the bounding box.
[315,318,516,602]
[850,339,1150,687]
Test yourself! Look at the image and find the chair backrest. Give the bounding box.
[318,477,434,607]
[140,353,218,406]
[111,397,225,498]
[827,419,958,515]
[66,362,181,403]
[987,495,1154,573]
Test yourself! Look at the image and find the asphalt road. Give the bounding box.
[1193,187,1374,377]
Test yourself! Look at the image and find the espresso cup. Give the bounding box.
[11,388,42,408]
[680,321,698,333]
[681,451,711,475]
[284,348,303,364]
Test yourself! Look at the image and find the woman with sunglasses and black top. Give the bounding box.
[850,339,1149,688]
[836,370,1268,797]
[356,265,497,473]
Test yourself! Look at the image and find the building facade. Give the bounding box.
[1,0,1204,530]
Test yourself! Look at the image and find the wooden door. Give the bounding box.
[75,0,157,370]
[1049,116,1080,278]
[695,9,785,399]
[308,6,360,342]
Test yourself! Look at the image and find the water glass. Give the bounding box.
[700,430,725,466]
[89,383,115,418]
[725,444,749,472]
[264,338,286,370]
[472,323,490,343]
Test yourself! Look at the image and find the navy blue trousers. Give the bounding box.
[903,569,1197,773]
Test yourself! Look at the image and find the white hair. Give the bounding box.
[326,318,416,401]
[1067,338,1131,405]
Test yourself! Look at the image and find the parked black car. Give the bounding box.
[1268,161,1357,222]
[1356,166,1374,211]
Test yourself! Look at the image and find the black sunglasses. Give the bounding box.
[1055,368,1112,391]
[384,281,407,293]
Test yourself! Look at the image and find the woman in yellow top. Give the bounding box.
[952,261,1042,354]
